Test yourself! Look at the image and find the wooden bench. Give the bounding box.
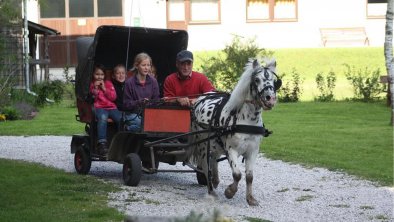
[320,27,370,47]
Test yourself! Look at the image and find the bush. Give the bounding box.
[278,68,303,102]
[32,80,65,106]
[314,71,336,102]
[13,102,38,120]
[200,36,273,91]
[1,106,20,120]
[344,64,385,102]
[10,88,37,105]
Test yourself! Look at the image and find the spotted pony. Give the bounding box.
[190,58,281,206]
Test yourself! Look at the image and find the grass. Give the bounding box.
[0,102,84,136]
[195,47,386,100]
[0,158,124,222]
[262,101,393,186]
[0,47,392,220]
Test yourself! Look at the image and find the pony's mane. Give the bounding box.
[225,58,276,112]
[225,59,257,112]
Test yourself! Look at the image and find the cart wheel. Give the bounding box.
[123,153,142,186]
[196,171,208,185]
[74,146,91,174]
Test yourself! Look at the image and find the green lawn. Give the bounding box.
[0,47,392,221]
[195,47,386,101]
[0,159,124,222]
[0,103,84,136]
[262,101,393,186]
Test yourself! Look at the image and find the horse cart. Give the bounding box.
[71,25,280,206]
[70,25,209,187]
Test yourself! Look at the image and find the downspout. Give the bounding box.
[23,0,36,96]
[23,0,53,103]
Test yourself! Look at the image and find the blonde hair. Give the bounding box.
[133,52,152,73]
[113,64,126,73]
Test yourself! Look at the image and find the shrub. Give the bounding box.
[200,36,273,91]
[10,88,37,105]
[13,102,38,120]
[278,68,304,103]
[343,64,385,102]
[314,71,336,102]
[1,106,20,120]
[32,80,65,106]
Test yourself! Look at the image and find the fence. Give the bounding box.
[0,24,24,89]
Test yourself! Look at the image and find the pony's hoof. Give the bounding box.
[224,186,236,199]
[208,190,218,198]
[247,196,259,206]
[212,179,220,189]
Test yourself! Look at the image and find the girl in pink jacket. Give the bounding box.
[89,64,122,156]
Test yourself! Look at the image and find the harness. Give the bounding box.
[192,92,268,137]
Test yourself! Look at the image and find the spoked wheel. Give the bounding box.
[123,153,142,186]
[196,170,208,185]
[74,146,91,174]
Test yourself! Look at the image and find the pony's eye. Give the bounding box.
[254,78,261,84]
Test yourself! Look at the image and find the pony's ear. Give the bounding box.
[266,58,276,73]
[252,59,260,69]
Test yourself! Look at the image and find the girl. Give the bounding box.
[89,64,121,156]
[123,52,160,132]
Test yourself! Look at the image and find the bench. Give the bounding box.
[320,27,370,47]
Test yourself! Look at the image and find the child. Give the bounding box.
[123,52,160,132]
[89,63,122,156]
[112,64,127,111]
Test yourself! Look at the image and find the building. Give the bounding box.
[25,0,387,76]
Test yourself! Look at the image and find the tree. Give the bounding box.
[384,0,394,125]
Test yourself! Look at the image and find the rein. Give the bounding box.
[163,91,228,101]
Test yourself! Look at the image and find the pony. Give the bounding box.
[190,58,281,206]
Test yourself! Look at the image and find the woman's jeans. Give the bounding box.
[124,113,141,132]
[95,108,122,144]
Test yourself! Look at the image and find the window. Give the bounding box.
[247,0,297,22]
[367,0,387,18]
[168,0,186,21]
[167,0,220,24]
[190,0,220,22]
[98,0,122,17]
[69,0,94,18]
[40,0,65,18]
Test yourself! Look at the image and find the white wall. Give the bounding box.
[124,0,167,28]
[186,0,386,50]
[28,0,387,51]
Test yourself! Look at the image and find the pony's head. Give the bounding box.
[249,58,281,110]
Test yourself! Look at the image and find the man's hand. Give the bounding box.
[177,97,192,106]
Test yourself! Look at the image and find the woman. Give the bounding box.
[123,52,160,132]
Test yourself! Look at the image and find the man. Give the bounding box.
[163,50,215,106]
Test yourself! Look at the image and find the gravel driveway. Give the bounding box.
[0,136,393,222]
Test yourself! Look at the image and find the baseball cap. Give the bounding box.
[176,50,193,62]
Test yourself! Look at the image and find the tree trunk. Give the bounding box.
[384,0,394,125]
